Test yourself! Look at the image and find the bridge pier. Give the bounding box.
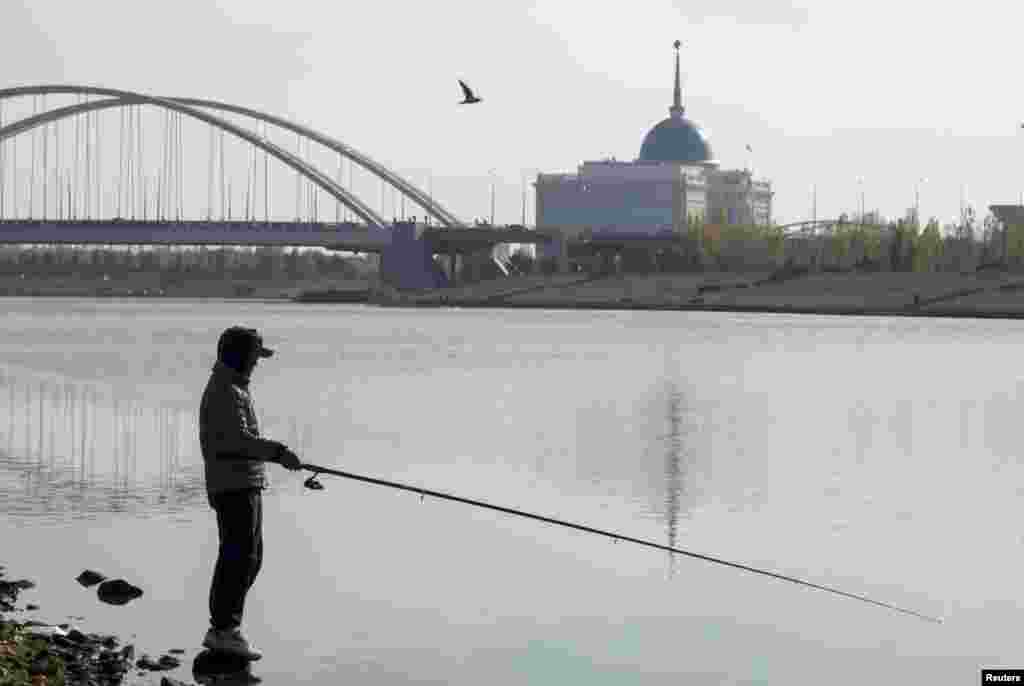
[378,222,448,290]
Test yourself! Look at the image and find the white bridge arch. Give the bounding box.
[0,85,466,230]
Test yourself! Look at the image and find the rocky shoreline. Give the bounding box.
[0,566,223,686]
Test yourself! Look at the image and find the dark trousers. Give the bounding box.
[209,488,263,631]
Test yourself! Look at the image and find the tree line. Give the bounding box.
[508,208,1018,276]
[0,245,377,281]
[3,208,1018,287]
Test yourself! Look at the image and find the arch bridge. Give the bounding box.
[0,85,553,288]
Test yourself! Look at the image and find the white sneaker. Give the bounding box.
[202,628,263,661]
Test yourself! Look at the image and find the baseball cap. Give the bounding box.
[217,326,274,360]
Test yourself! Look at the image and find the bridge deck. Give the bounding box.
[0,220,553,253]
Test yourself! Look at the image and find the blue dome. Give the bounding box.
[638,116,714,164]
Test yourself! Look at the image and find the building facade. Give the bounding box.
[535,42,773,251]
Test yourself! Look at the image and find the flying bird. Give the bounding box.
[458,80,482,105]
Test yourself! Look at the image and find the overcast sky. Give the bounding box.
[1,0,1023,226]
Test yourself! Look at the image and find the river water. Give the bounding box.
[0,297,1021,685]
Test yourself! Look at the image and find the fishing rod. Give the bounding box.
[300,462,943,624]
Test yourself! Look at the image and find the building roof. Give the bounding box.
[638,116,714,163]
[637,41,715,164]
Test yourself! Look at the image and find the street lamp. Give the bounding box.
[400,171,406,221]
[1018,123,1024,206]
[488,168,496,225]
[915,177,927,227]
[520,170,527,226]
[959,183,964,226]
[856,176,864,225]
[811,183,817,231]
[428,171,434,226]
[521,168,542,228]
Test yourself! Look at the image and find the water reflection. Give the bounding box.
[662,377,697,577]
[0,366,206,523]
[847,399,875,466]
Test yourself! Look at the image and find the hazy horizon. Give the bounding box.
[2,0,1023,227]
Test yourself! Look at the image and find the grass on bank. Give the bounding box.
[0,621,64,686]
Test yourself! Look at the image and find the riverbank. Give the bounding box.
[0,274,370,301]
[0,565,191,686]
[367,299,1024,319]
[344,269,1024,319]
[9,269,1024,320]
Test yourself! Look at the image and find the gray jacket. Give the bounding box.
[199,360,282,505]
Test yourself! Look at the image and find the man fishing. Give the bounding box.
[199,326,302,660]
[198,328,938,647]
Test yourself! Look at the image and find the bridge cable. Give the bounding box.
[42,94,48,219]
[11,106,16,219]
[54,100,61,221]
[136,104,141,221]
[221,123,227,220]
[86,97,92,219]
[294,131,300,222]
[97,103,103,218]
[29,95,36,220]
[248,124,257,222]
[262,122,269,222]
[122,107,128,219]
[1,99,5,220]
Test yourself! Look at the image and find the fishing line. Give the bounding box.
[300,462,942,624]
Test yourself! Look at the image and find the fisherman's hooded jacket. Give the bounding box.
[199,360,282,505]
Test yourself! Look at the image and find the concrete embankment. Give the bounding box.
[0,275,372,301]
[9,268,1024,319]
[361,269,1024,319]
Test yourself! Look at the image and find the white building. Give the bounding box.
[535,41,773,245]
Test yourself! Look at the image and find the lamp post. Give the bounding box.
[856,176,864,225]
[959,183,964,227]
[915,177,927,228]
[520,171,526,225]
[1018,123,1024,206]
[426,171,434,226]
[523,168,541,228]
[488,168,496,225]
[400,171,406,221]
[520,168,540,258]
[811,183,817,231]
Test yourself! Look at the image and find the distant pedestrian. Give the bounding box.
[199,326,302,660]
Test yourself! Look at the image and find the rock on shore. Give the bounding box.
[1,565,196,685]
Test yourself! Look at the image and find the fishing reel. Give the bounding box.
[303,471,324,491]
